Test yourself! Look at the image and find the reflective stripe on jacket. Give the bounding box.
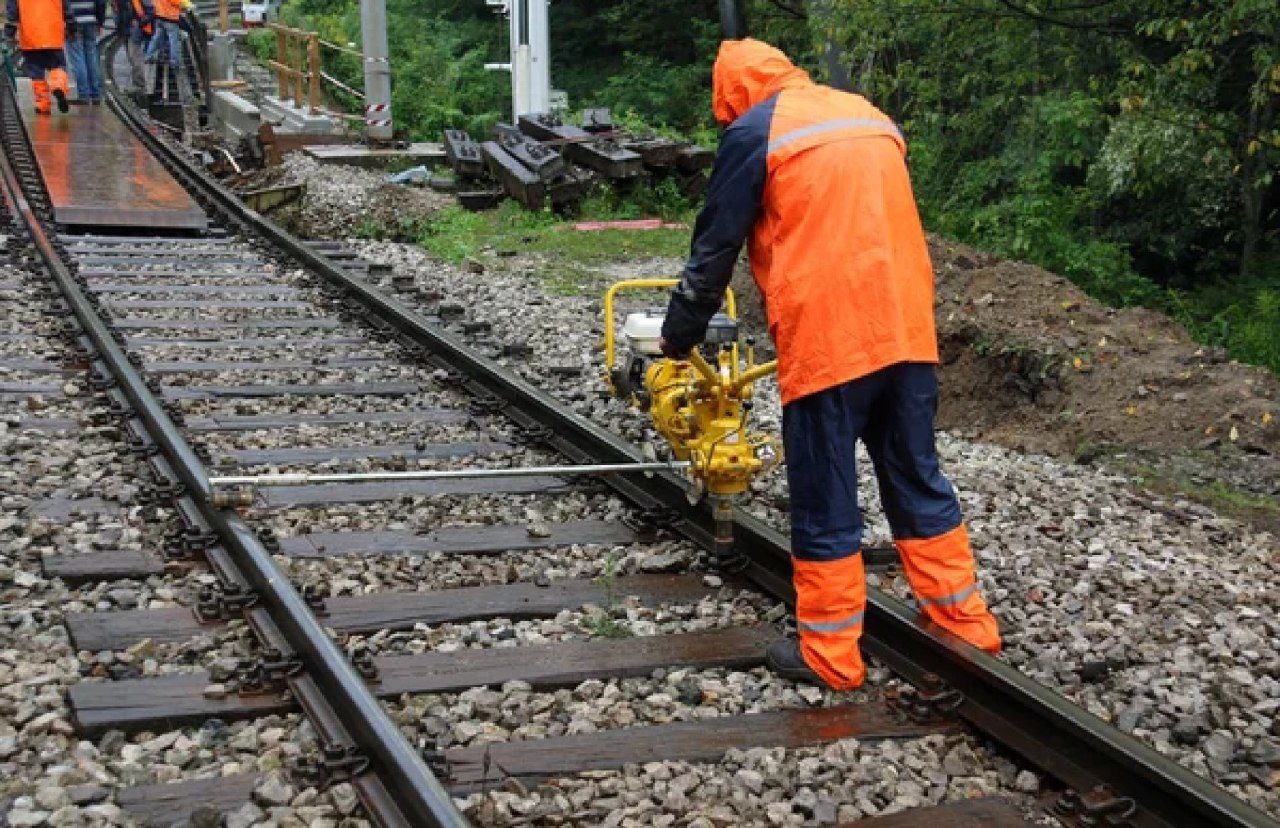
[68,0,105,26]
[662,38,939,405]
[7,0,70,50]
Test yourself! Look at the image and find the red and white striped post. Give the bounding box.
[359,0,393,143]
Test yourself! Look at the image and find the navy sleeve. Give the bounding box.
[5,0,19,36]
[660,96,774,353]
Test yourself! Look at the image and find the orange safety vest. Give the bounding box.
[130,0,153,34]
[153,0,179,22]
[713,40,939,405]
[14,0,66,51]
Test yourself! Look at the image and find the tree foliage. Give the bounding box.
[270,0,1277,371]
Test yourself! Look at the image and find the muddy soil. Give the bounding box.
[731,236,1278,461]
[928,238,1277,457]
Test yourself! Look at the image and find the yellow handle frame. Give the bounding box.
[602,278,778,392]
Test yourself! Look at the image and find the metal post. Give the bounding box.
[486,0,550,120]
[719,0,746,39]
[358,0,393,142]
[526,0,549,114]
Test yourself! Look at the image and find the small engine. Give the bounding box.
[603,280,780,503]
[611,308,739,407]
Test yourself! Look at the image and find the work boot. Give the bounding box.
[766,638,827,687]
[48,69,70,113]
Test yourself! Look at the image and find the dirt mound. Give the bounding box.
[928,236,1277,458]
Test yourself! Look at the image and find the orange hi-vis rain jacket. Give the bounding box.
[152,0,179,22]
[661,39,939,405]
[5,0,69,50]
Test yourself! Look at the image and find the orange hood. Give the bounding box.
[712,38,812,126]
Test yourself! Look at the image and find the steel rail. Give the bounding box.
[86,40,1280,828]
[0,77,467,828]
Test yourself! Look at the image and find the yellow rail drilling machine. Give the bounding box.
[602,279,781,571]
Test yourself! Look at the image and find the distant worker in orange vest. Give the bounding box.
[3,0,72,114]
[143,0,188,90]
[658,39,1002,690]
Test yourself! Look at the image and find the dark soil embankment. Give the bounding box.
[735,236,1278,458]
[927,237,1277,458]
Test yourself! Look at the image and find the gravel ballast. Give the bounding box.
[337,234,1280,816]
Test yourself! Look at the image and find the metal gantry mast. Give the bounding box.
[485,0,551,119]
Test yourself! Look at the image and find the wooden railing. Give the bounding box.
[266,22,322,112]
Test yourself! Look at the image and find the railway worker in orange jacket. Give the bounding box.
[3,0,72,114]
[659,38,1001,690]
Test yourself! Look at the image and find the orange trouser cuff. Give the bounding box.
[47,68,69,95]
[896,525,1001,653]
[32,80,51,113]
[793,553,867,690]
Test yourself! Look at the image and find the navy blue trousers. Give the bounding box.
[783,362,962,561]
[21,49,66,76]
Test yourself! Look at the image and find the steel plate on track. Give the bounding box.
[22,106,206,231]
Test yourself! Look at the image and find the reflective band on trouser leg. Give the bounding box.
[896,525,1000,652]
[792,554,867,690]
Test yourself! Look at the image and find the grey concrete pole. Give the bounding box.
[359,0,394,143]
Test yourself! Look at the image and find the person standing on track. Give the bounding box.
[3,0,72,114]
[64,0,106,103]
[658,38,1002,690]
[113,0,152,94]
[143,0,183,87]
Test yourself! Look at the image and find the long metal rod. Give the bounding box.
[20,61,466,828]
[91,36,1280,828]
[211,461,690,487]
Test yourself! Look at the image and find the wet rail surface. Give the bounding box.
[1,45,1278,828]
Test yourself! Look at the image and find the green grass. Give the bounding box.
[1098,452,1280,530]
[1164,277,1280,375]
[1138,467,1279,527]
[582,551,633,639]
[406,195,693,297]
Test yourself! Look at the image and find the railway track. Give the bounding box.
[0,42,1276,828]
